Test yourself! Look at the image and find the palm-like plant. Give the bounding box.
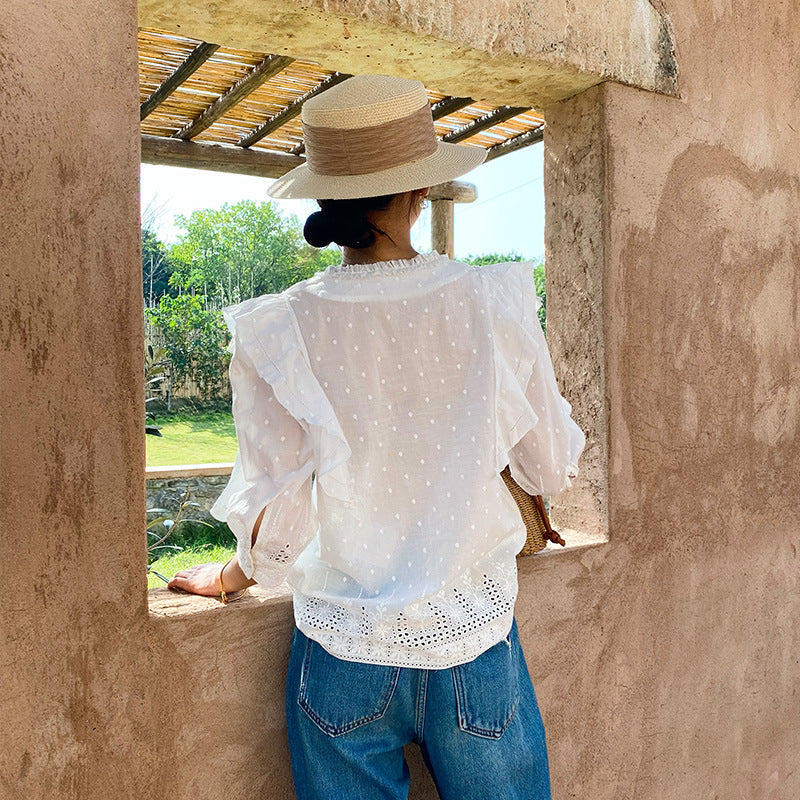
[147,488,212,583]
[145,344,169,436]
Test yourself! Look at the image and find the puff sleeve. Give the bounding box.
[210,294,349,588]
[482,261,585,496]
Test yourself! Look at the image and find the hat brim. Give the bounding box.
[266,141,487,200]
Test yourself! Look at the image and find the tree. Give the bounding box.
[145,294,229,401]
[142,228,175,307]
[297,243,343,274]
[168,200,331,307]
[460,252,547,329]
[145,201,342,404]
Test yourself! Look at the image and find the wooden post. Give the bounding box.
[431,197,455,258]
[428,180,477,258]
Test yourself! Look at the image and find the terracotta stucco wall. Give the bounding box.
[603,0,800,791]
[1,0,798,798]
[138,0,677,108]
[0,0,150,795]
[538,2,800,797]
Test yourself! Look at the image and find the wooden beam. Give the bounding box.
[175,54,295,140]
[483,125,545,163]
[427,180,477,203]
[442,105,529,143]
[141,134,303,178]
[430,96,473,121]
[141,129,540,181]
[238,71,352,148]
[140,42,220,121]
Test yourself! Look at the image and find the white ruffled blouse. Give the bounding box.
[210,250,585,668]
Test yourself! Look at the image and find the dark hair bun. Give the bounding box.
[303,208,375,249]
[302,210,334,248]
[303,194,396,249]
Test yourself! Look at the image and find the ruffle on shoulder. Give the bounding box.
[478,262,544,473]
[222,294,352,494]
[479,261,585,495]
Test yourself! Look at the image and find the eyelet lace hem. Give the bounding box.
[326,250,445,277]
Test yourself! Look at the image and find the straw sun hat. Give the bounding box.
[267,74,486,200]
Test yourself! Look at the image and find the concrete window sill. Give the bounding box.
[148,585,291,618]
[146,463,234,479]
[532,527,608,557]
[147,531,607,619]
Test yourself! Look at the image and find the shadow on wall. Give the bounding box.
[616,142,800,556]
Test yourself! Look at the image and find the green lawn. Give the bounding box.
[146,411,238,589]
[147,544,237,589]
[146,410,237,466]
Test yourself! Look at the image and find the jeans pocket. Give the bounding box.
[298,636,401,737]
[452,628,520,739]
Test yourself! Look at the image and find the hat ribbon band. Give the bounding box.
[303,102,438,177]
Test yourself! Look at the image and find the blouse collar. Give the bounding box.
[325,250,445,278]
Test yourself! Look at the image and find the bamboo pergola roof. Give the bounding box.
[138,28,545,178]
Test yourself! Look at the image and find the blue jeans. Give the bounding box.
[285,619,551,799]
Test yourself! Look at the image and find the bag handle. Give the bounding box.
[530,493,566,547]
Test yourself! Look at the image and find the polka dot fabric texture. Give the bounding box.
[211,251,585,668]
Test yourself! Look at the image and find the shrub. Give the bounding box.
[146,294,230,400]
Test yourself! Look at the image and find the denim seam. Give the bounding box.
[414,669,429,743]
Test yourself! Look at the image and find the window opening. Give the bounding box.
[138,30,602,599]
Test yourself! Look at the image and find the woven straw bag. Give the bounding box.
[500,466,566,556]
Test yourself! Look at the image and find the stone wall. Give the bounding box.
[146,472,231,523]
